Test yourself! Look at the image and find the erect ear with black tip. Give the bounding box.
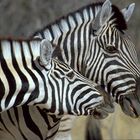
[121,3,135,22]
[92,0,112,33]
[40,39,54,69]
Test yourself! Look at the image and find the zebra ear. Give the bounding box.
[40,39,54,69]
[92,0,112,32]
[100,0,112,25]
[121,3,135,22]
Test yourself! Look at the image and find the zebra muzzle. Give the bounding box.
[92,85,115,119]
[92,103,114,119]
[119,93,140,118]
[136,77,140,103]
[95,85,115,112]
[92,108,109,119]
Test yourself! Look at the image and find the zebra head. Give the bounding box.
[38,39,112,116]
[86,0,140,118]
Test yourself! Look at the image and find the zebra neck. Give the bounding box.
[33,4,102,73]
[0,40,49,112]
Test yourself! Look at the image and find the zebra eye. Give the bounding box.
[105,45,118,53]
[66,71,75,79]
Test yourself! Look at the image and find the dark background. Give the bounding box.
[0,0,139,58]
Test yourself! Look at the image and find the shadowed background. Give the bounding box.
[0,0,139,140]
[0,0,139,56]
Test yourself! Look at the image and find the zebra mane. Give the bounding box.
[31,1,127,37]
[111,5,127,31]
[0,36,59,59]
[0,36,41,42]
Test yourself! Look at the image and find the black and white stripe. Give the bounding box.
[0,0,140,140]
[0,38,105,139]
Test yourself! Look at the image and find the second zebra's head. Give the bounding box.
[37,39,112,116]
[87,0,140,117]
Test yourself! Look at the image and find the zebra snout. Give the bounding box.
[119,93,140,118]
[136,77,140,103]
[95,85,114,113]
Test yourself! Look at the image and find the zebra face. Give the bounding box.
[43,58,112,116]
[39,40,112,116]
[89,0,140,117]
[91,25,140,118]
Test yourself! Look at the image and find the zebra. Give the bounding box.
[0,0,140,140]
[33,0,140,139]
[0,38,111,139]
